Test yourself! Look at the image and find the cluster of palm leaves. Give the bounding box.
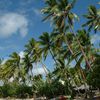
[0,0,100,98]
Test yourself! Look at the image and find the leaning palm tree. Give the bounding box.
[25,38,48,75]
[42,0,78,55]
[83,5,100,32]
[25,37,54,96]
[42,0,95,97]
[0,52,22,82]
[9,52,21,81]
[42,0,92,71]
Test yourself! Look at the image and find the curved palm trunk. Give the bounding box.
[31,69,34,79]
[17,62,21,83]
[78,67,86,81]
[69,24,93,71]
[49,48,58,66]
[56,16,87,85]
[63,33,88,97]
[67,25,93,98]
[29,65,34,86]
[64,36,74,55]
[64,35,86,80]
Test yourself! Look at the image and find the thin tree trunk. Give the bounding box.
[64,36,74,55]
[63,34,88,97]
[69,24,93,71]
[58,16,87,81]
[49,48,58,65]
[64,35,86,80]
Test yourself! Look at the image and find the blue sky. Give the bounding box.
[0,0,100,71]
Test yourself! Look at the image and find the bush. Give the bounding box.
[0,82,33,98]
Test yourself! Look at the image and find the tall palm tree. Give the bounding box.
[25,38,54,96]
[67,30,95,77]
[42,0,92,71]
[42,0,78,55]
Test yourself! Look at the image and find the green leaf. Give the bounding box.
[89,5,97,15]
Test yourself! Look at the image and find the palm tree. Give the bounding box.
[0,52,22,82]
[39,32,58,64]
[52,57,82,97]
[42,0,78,55]
[9,52,21,81]
[42,0,77,30]
[22,54,33,82]
[42,0,92,71]
[24,38,55,97]
[25,38,48,75]
[68,29,96,78]
[83,5,100,32]
[52,30,87,83]
[42,0,96,96]
[87,53,100,89]
[25,38,41,60]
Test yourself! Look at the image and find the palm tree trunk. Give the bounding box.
[67,24,93,98]
[30,68,34,87]
[69,24,93,71]
[49,48,58,65]
[64,35,86,80]
[63,33,88,97]
[64,36,74,55]
[58,18,87,81]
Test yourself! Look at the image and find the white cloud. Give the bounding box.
[19,51,25,58]
[91,34,100,44]
[98,2,100,4]
[0,13,28,38]
[32,67,48,76]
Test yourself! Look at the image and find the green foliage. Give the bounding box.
[42,0,78,30]
[87,54,100,88]
[83,5,100,32]
[16,84,33,98]
[0,83,33,98]
[0,0,100,99]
